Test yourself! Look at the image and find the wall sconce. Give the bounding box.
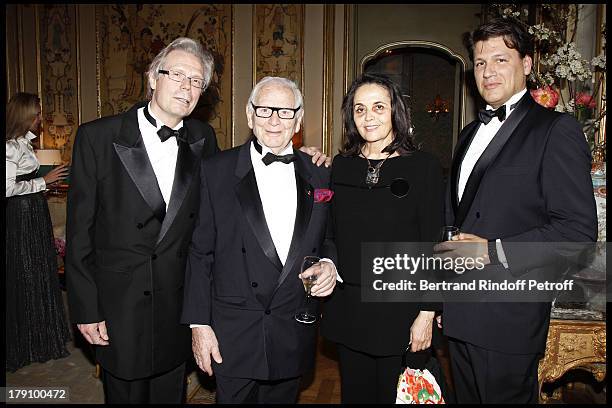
[425,94,450,121]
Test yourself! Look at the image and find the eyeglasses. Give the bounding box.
[158,69,206,89]
[251,102,301,119]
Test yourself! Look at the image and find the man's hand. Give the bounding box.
[409,311,435,352]
[299,145,332,168]
[300,260,336,297]
[433,232,490,265]
[436,314,443,329]
[192,326,223,376]
[77,321,110,346]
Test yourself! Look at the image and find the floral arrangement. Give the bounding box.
[488,4,606,158]
[54,237,66,258]
[396,367,445,404]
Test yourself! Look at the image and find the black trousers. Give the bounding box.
[336,343,430,404]
[102,362,186,404]
[215,374,301,404]
[448,337,541,404]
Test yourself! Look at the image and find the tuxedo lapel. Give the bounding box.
[157,123,206,245]
[455,93,534,228]
[113,104,166,223]
[450,121,480,217]
[275,151,314,291]
[234,143,284,272]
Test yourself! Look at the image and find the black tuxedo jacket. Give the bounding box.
[66,101,218,380]
[443,93,597,354]
[181,141,336,380]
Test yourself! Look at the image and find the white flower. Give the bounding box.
[592,54,606,69]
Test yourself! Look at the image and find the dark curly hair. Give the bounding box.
[466,17,534,61]
[340,73,417,157]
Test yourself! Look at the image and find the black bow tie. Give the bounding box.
[478,105,507,124]
[158,125,186,143]
[478,102,519,125]
[262,152,296,165]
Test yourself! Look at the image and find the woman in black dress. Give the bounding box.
[320,74,445,403]
[6,92,71,372]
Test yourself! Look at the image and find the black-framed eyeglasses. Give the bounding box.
[251,102,301,119]
[158,69,206,89]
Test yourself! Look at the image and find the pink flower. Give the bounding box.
[530,86,559,109]
[54,237,66,257]
[575,92,596,108]
[314,188,334,203]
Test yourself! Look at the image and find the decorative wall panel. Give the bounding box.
[253,4,304,146]
[253,4,304,86]
[39,4,79,161]
[95,4,232,149]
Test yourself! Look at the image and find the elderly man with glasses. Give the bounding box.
[181,76,339,404]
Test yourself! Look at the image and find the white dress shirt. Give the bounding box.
[250,141,298,265]
[458,88,527,201]
[6,131,46,197]
[457,90,527,269]
[137,103,182,209]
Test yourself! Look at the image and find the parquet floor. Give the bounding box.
[187,334,342,404]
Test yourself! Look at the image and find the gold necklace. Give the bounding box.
[361,149,390,186]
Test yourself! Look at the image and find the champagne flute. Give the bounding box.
[294,256,321,324]
[440,226,460,242]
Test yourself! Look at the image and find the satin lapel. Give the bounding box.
[234,143,283,272]
[157,124,205,245]
[275,151,313,291]
[113,105,165,223]
[455,93,534,228]
[450,121,480,217]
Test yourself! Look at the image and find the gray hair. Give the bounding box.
[146,37,214,98]
[246,76,304,116]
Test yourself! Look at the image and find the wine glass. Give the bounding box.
[440,226,460,242]
[294,256,321,324]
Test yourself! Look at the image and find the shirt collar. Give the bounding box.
[252,138,294,157]
[486,88,527,114]
[25,131,37,141]
[146,102,184,131]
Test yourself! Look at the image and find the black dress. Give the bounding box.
[320,152,444,401]
[6,172,71,372]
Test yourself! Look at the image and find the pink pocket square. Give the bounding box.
[314,188,334,203]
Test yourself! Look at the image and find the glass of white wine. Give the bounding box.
[294,256,321,324]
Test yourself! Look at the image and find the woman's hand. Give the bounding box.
[43,163,69,186]
[409,311,435,352]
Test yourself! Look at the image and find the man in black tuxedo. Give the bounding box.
[181,76,338,403]
[66,37,218,404]
[437,19,597,403]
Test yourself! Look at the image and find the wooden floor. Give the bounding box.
[297,336,342,404]
[187,334,342,404]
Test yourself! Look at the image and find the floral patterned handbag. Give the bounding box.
[396,352,446,404]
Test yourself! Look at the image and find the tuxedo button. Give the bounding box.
[242,248,246,253]
[136,223,144,229]
[312,248,316,253]
[476,212,481,218]
[152,254,158,260]
[251,282,258,288]
[189,213,195,219]
[265,310,271,315]
[144,291,151,296]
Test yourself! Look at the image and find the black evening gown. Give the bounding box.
[6,172,71,372]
